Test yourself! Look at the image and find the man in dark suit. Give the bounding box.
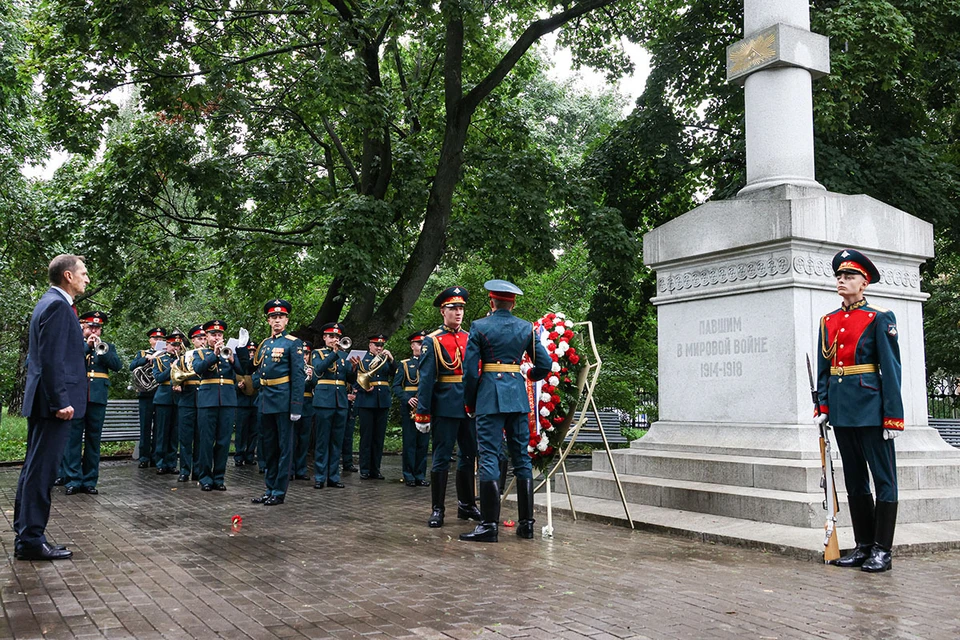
[15,254,90,561]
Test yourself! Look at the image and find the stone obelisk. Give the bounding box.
[554,0,960,545]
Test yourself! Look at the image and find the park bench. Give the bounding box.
[929,418,960,448]
[102,399,140,443]
[564,410,628,445]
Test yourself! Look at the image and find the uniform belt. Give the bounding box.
[87,372,109,379]
[304,392,314,398]
[261,376,290,386]
[403,386,417,392]
[200,378,235,385]
[317,379,347,386]
[482,364,521,373]
[368,381,389,387]
[160,381,171,386]
[830,364,878,376]
[437,375,462,383]
[183,380,200,386]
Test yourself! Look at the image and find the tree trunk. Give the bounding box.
[8,320,29,416]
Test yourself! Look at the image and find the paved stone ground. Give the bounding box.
[1,456,959,640]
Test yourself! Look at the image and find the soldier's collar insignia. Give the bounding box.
[842,298,868,311]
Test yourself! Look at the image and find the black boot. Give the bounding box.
[862,500,897,573]
[834,494,875,567]
[456,468,482,521]
[428,471,447,528]
[516,477,535,539]
[460,481,500,542]
[498,458,508,495]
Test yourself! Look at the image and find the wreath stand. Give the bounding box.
[501,321,634,537]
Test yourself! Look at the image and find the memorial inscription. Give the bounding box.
[676,315,769,379]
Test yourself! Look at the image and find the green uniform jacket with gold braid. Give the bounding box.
[251,331,306,415]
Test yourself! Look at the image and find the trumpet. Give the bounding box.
[215,339,233,359]
[338,336,352,351]
[92,337,109,356]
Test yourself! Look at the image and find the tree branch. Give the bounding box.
[322,114,361,191]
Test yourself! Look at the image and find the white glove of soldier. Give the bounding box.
[883,428,901,440]
[416,422,431,434]
[290,414,301,423]
[237,328,249,348]
[814,413,828,428]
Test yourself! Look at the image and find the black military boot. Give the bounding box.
[460,481,500,543]
[834,494,875,567]
[516,477,536,539]
[428,471,447,528]
[862,500,897,573]
[498,458,509,495]
[456,468,482,521]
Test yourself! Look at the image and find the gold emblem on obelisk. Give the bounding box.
[728,32,777,75]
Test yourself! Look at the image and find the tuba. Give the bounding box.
[170,348,199,386]
[356,354,388,392]
[132,350,159,393]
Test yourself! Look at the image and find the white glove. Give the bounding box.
[814,413,828,427]
[883,428,901,440]
[416,422,431,434]
[466,412,475,419]
[290,414,301,422]
[237,328,249,348]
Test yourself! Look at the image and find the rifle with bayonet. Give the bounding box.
[807,354,841,563]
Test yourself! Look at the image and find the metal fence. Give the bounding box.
[929,378,960,419]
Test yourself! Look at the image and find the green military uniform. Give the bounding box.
[355,334,396,480]
[130,327,165,466]
[193,320,242,491]
[292,342,316,480]
[311,323,356,488]
[392,331,429,487]
[152,331,185,474]
[176,326,205,482]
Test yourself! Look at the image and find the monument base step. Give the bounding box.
[502,493,960,561]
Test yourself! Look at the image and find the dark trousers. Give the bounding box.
[476,412,531,482]
[137,393,155,463]
[401,412,429,483]
[262,412,294,497]
[197,406,234,487]
[234,405,258,463]
[430,415,477,473]
[315,407,347,484]
[178,402,200,478]
[153,403,179,471]
[63,403,107,489]
[834,426,898,502]
[292,414,313,477]
[358,407,388,476]
[15,415,72,548]
[342,404,356,466]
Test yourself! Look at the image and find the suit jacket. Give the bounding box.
[23,288,87,419]
[84,342,123,405]
[816,298,904,429]
[463,309,552,414]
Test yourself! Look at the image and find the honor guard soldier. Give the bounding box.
[234,338,260,468]
[192,320,243,491]
[393,331,430,487]
[291,341,315,481]
[250,300,306,505]
[415,287,482,527]
[175,325,205,482]
[351,334,397,480]
[816,249,903,572]
[63,311,122,495]
[461,280,551,542]
[152,330,184,475]
[130,327,165,467]
[312,323,356,489]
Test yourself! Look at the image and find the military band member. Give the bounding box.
[130,327,165,467]
[393,330,429,487]
[312,323,356,489]
[415,287,481,527]
[816,249,903,572]
[63,311,122,495]
[291,341,316,480]
[152,330,184,475]
[251,300,306,506]
[234,339,260,468]
[176,325,205,482]
[193,320,242,491]
[351,334,396,480]
[461,280,551,542]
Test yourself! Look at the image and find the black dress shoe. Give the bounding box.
[415,479,430,487]
[405,480,416,487]
[294,474,309,481]
[84,487,98,495]
[264,495,285,506]
[65,486,80,496]
[343,464,358,473]
[359,473,371,479]
[259,468,265,474]
[314,482,324,489]
[156,468,168,475]
[374,473,385,480]
[15,542,73,561]
[251,493,270,504]
[53,477,65,487]
[328,481,345,488]
[200,484,213,491]
[177,474,189,482]
[213,484,227,491]
[138,461,149,469]
[15,536,66,551]
[234,460,244,467]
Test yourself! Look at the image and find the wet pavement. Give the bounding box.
[1,456,959,639]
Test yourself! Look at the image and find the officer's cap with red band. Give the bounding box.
[320,322,344,336]
[263,298,292,316]
[485,279,523,302]
[188,324,205,339]
[832,249,880,284]
[203,319,227,333]
[79,311,106,326]
[147,327,167,338]
[433,286,468,308]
